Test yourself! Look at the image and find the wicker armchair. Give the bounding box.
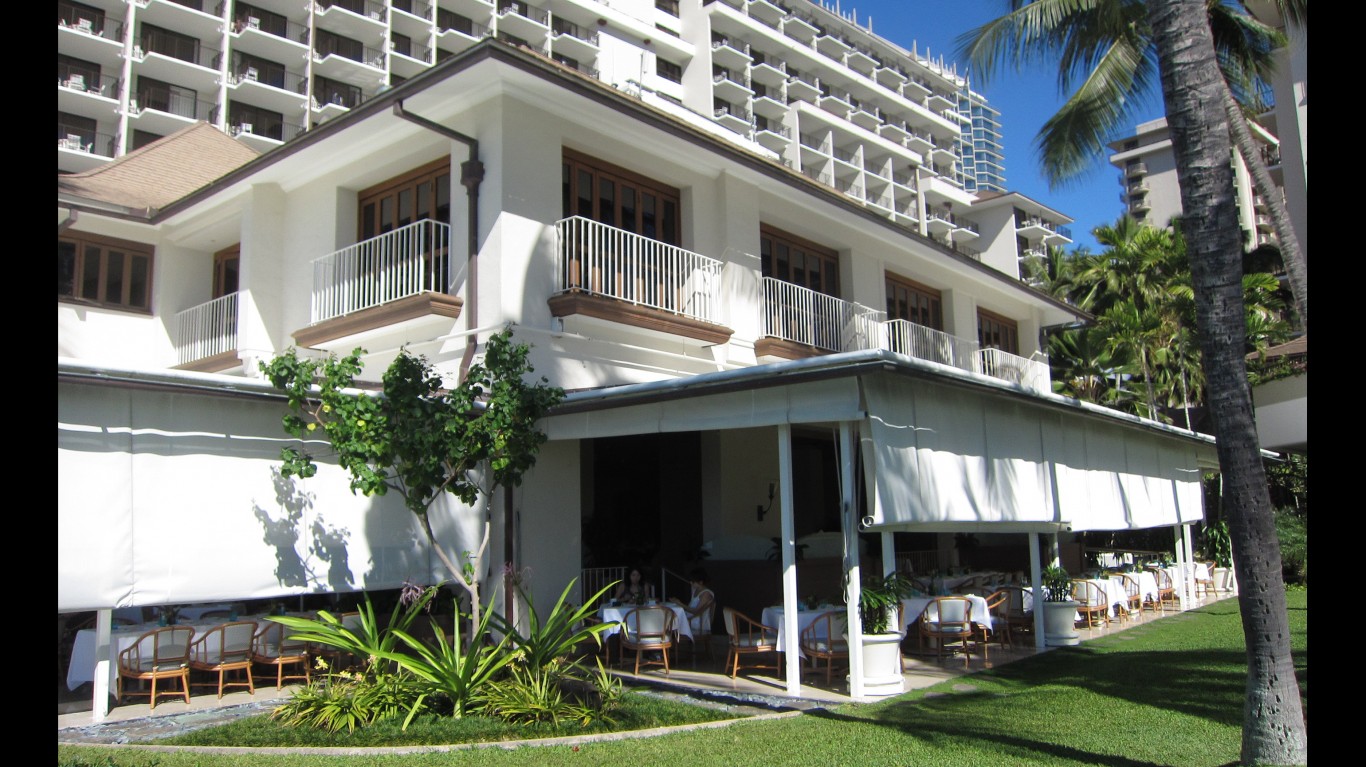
[799,610,849,685]
[620,606,674,675]
[1072,580,1110,628]
[117,626,193,709]
[918,597,975,667]
[189,620,258,698]
[251,621,311,689]
[722,607,779,678]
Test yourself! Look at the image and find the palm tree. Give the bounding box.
[965,4,1308,760]
[960,0,1307,333]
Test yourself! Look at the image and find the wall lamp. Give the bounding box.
[756,483,775,522]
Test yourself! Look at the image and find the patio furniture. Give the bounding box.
[679,598,715,660]
[995,586,1034,640]
[918,596,975,667]
[799,610,848,685]
[620,606,674,675]
[313,611,362,672]
[117,626,193,709]
[722,607,779,678]
[1117,574,1145,622]
[1195,562,1217,598]
[1072,580,1109,628]
[251,621,310,689]
[1150,568,1178,612]
[189,620,257,698]
[981,590,1011,653]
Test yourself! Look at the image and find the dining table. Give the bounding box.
[901,594,993,633]
[597,603,692,642]
[760,605,843,656]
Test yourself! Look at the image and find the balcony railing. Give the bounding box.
[977,347,1050,393]
[174,291,239,365]
[310,219,452,323]
[761,278,883,353]
[883,319,978,370]
[554,216,723,324]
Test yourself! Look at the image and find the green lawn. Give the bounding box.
[58,589,1307,767]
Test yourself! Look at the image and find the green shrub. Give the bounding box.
[272,664,430,733]
[1275,507,1307,585]
[378,595,514,718]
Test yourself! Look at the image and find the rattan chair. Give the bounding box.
[1151,568,1178,611]
[799,610,849,685]
[1195,562,1217,598]
[722,607,780,678]
[251,621,311,689]
[981,590,1011,654]
[1072,580,1110,628]
[1117,574,1145,622]
[680,598,716,660]
[918,596,975,667]
[117,626,193,709]
[995,586,1034,640]
[620,606,674,675]
[189,620,258,698]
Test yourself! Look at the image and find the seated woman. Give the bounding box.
[613,567,656,603]
[670,568,715,635]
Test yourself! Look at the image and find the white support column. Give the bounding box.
[1174,527,1189,611]
[1182,524,1198,605]
[90,608,113,722]
[777,424,802,697]
[1048,533,1061,568]
[840,423,864,698]
[1029,532,1045,648]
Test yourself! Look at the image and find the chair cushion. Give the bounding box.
[734,633,777,648]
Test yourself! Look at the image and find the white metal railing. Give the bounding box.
[579,566,625,607]
[554,216,723,324]
[310,219,452,323]
[174,291,240,365]
[882,319,979,370]
[761,277,881,352]
[895,550,940,575]
[977,347,1051,393]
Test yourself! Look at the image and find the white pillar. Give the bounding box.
[777,424,802,697]
[839,422,864,698]
[1029,532,1045,649]
[1182,523,1198,604]
[90,608,113,722]
[1174,527,1189,611]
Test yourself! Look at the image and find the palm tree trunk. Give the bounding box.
[1145,1,1307,764]
[1221,84,1308,333]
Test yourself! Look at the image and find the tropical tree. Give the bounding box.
[965,4,1308,759]
[261,328,565,628]
[960,0,1307,333]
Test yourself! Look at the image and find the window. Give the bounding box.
[315,29,365,63]
[58,54,101,91]
[561,150,680,245]
[232,51,287,88]
[977,309,1019,354]
[137,76,200,119]
[760,226,839,297]
[59,1,106,34]
[656,58,682,84]
[141,23,200,65]
[358,158,453,293]
[392,33,412,57]
[58,232,153,312]
[234,2,288,37]
[131,129,164,150]
[214,245,240,298]
[314,75,362,108]
[58,111,97,148]
[228,101,285,140]
[885,273,942,329]
[655,0,680,16]
[438,9,477,35]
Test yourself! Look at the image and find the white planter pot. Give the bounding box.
[1043,600,1081,647]
[851,631,906,697]
[1214,567,1235,593]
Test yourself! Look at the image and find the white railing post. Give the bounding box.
[309,220,452,323]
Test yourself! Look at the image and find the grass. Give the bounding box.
[58,589,1307,767]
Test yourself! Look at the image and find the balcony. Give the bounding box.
[57,126,116,172]
[497,1,549,44]
[711,37,751,69]
[231,15,312,64]
[174,291,241,372]
[1125,161,1148,178]
[550,17,599,60]
[316,0,388,38]
[977,347,1050,393]
[549,216,732,345]
[437,13,492,56]
[297,220,462,350]
[780,13,819,43]
[785,73,820,103]
[712,69,753,102]
[749,58,787,88]
[883,319,978,371]
[229,67,309,115]
[713,103,752,133]
[757,278,884,358]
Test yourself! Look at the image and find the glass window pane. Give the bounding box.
[59,241,77,297]
[577,169,593,218]
[415,181,431,222]
[362,202,376,240]
[620,186,636,234]
[82,245,101,299]
[129,254,149,308]
[397,188,413,228]
[105,250,125,305]
[436,174,450,222]
[380,197,394,233]
[641,194,657,240]
[598,179,614,226]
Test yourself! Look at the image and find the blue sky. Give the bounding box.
[829,0,1168,252]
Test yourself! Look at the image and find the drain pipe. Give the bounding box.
[392,101,485,382]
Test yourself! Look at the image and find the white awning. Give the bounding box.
[860,374,1209,533]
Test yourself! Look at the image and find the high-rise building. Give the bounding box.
[957,88,1005,194]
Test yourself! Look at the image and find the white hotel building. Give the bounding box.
[59,0,1214,709]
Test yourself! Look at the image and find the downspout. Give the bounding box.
[391,101,485,382]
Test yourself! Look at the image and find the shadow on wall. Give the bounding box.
[253,467,354,592]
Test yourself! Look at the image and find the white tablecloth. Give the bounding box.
[760,606,842,655]
[1080,578,1129,615]
[902,595,993,632]
[597,604,692,642]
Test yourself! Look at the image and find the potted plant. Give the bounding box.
[851,572,913,696]
[1041,565,1081,647]
[1203,520,1236,593]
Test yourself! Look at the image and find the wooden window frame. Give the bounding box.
[58,231,154,313]
[561,149,681,246]
[213,245,240,299]
[885,272,942,330]
[357,157,453,293]
[977,308,1019,354]
[760,225,840,298]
